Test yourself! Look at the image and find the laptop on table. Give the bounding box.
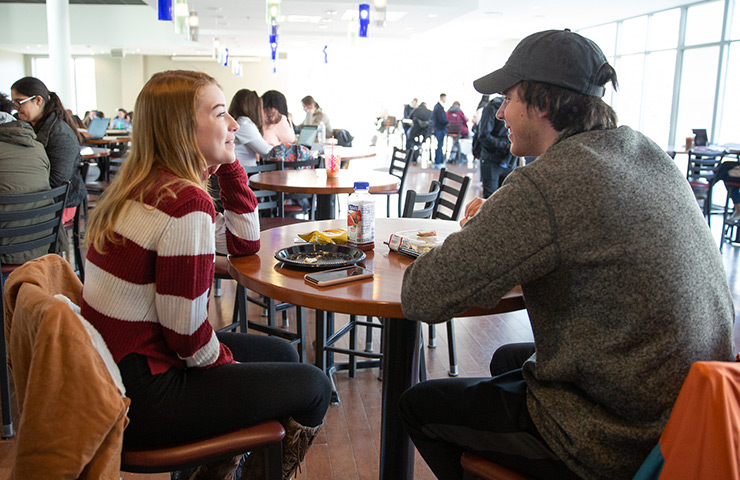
[87,117,110,139]
[297,125,318,148]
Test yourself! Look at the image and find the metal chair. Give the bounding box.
[262,158,320,220]
[401,180,442,218]
[686,149,724,225]
[425,168,471,376]
[373,147,414,217]
[0,182,70,439]
[719,179,740,251]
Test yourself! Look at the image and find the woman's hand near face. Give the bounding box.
[460,197,485,226]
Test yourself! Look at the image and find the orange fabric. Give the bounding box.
[4,254,129,479]
[658,361,740,480]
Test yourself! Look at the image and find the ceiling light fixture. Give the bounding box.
[174,0,189,34]
[266,0,281,26]
[188,11,199,41]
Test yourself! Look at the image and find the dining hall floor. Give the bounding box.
[1,148,740,479]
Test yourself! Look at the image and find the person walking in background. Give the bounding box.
[0,92,52,265]
[445,101,469,138]
[402,97,418,142]
[11,76,87,223]
[81,70,331,479]
[261,89,296,145]
[432,93,449,168]
[229,89,272,167]
[406,101,432,156]
[472,96,516,197]
[400,29,734,480]
[300,95,331,134]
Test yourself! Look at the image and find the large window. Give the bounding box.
[32,56,97,118]
[581,0,739,150]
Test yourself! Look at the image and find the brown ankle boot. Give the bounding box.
[189,454,241,480]
[281,417,322,480]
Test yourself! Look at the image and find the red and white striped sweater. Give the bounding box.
[81,161,259,374]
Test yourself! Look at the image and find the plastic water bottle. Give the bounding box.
[317,121,326,144]
[347,182,375,250]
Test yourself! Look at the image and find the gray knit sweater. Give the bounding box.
[401,126,735,479]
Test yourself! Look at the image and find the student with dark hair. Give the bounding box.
[261,90,295,145]
[400,29,734,480]
[11,76,87,219]
[229,89,271,167]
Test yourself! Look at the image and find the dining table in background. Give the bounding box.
[79,146,110,160]
[248,168,399,220]
[228,218,526,480]
[82,135,131,146]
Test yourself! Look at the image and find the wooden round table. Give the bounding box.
[228,218,525,480]
[79,146,110,160]
[249,169,399,220]
[82,136,131,146]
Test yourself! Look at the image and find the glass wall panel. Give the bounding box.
[731,3,740,40]
[613,53,645,128]
[619,16,649,54]
[717,42,740,144]
[580,23,617,56]
[675,46,719,148]
[648,8,680,51]
[685,1,723,46]
[641,50,677,148]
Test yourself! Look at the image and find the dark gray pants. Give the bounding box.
[400,343,578,480]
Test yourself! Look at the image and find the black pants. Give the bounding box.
[119,332,332,448]
[480,160,512,199]
[400,343,579,480]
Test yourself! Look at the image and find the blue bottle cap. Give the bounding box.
[354,182,370,189]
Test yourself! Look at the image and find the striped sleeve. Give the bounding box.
[214,161,260,256]
[155,190,233,368]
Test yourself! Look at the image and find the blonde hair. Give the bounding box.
[86,70,218,252]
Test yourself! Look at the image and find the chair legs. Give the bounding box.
[427,321,459,377]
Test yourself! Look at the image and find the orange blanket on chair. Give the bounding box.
[658,361,740,479]
[4,254,130,479]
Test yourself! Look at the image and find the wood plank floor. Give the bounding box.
[1,151,739,479]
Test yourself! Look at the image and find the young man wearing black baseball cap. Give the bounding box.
[400,29,734,480]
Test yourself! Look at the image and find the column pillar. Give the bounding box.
[46,0,75,109]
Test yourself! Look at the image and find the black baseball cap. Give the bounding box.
[473,29,608,97]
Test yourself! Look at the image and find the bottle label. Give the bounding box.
[348,201,375,243]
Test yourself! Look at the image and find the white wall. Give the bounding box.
[0,49,26,95]
[135,37,517,146]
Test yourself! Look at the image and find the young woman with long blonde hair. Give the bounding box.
[81,70,330,480]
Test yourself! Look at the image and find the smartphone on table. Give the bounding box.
[304,266,374,287]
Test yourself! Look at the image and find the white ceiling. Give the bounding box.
[0,0,696,58]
